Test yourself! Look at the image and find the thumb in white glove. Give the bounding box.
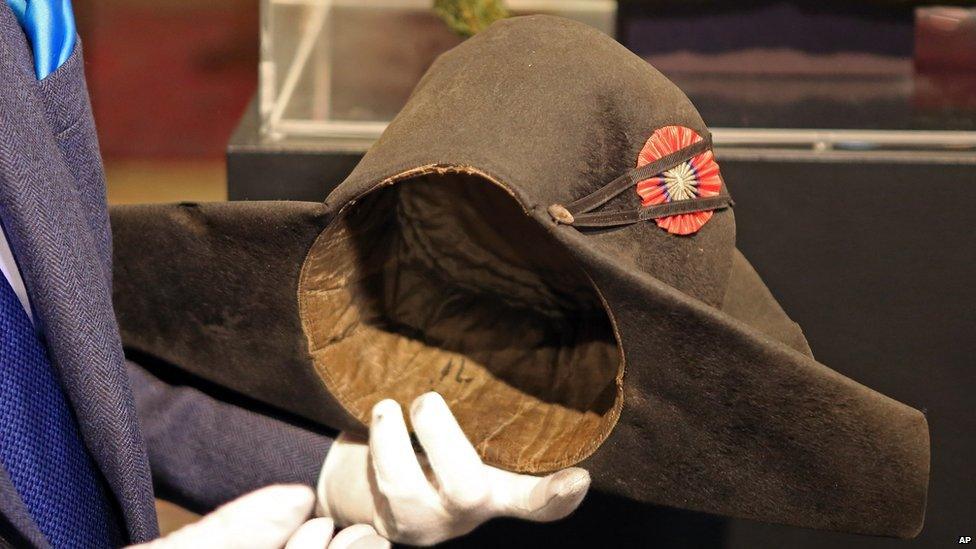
[128,485,314,549]
[317,392,591,546]
[128,485,390,549]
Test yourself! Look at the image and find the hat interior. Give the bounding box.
[299,169,624,472]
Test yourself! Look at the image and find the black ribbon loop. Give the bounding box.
[550,132,733,229]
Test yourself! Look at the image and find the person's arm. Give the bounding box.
[126,359,335,513]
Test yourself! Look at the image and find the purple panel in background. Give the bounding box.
[623,2,913,57]
[618,2,976,130]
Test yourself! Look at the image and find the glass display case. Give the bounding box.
[259,0,616,140]
[258,1,975,154]
[620,3,976,154]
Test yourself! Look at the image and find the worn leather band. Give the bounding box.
[570,193,733,228]
[550,133,733,228]
[564,135,713,216]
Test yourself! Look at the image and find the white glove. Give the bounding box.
[317,392,591,546]
[128,485,390,549]
[287,520,390,549]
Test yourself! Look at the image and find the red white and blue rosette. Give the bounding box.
[635,126,723,235]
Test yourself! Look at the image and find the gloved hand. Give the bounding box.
[317,392,591,546]
[128,485,390,549]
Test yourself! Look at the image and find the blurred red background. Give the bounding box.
[74,0,257,161]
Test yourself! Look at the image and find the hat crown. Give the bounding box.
[330,15,736,306]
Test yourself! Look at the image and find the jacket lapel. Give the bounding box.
[0,5,158,544]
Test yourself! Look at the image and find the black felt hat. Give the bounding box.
[111,15,929,537]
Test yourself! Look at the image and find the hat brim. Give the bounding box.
[546,204,929,538]
[111,13,928,538]
[112,185,927,538]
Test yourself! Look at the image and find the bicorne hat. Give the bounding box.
[111,15,929,537]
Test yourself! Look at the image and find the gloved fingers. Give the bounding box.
[489,467,590,522]
[409,392,489,510]
[329,524,391,549]
[317,432,372,522]
[369,399,435,500]
[284,517,335,549]
[136,484,314,549]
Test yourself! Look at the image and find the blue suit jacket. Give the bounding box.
[0,4,332,546]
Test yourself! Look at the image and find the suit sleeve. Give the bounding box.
[125,359,334,514]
